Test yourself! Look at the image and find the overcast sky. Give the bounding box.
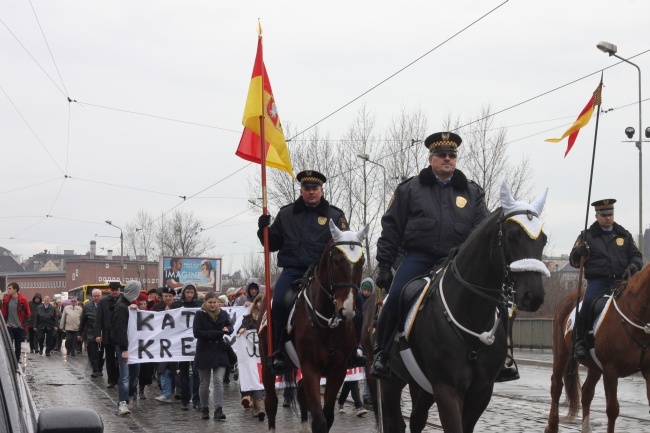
[2,0,649,274]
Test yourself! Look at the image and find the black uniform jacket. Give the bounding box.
[257,197,348,269]
[376,167,488,266]
[569,221,643,280]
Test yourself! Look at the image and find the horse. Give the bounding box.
[544,264,650,433]
[369,183,549,433]
[259,220,369,433]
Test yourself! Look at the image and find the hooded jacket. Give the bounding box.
[171,283,203,309]
[234,278,260,306]
[28,293,42,326]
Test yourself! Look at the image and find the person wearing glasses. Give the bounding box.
[371,131,488,379]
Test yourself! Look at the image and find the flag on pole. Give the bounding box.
[235,34,294,178]
[546,83,603,157]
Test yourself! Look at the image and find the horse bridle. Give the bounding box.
[304,240,363,329]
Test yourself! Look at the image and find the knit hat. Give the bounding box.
[124,281,142,302]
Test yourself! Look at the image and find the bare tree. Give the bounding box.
[241,251,281,285]
[157,209,215,256]
[125,210,157,285]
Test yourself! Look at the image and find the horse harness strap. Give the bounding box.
[610,289,650,371]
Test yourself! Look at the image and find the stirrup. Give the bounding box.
[269,351,289,376]
[370,352,391,380]
[574,341,589,360]
[495,354,520,382]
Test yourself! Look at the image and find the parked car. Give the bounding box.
[0,314,103,432]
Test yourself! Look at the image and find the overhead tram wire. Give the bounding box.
[71,176,186,198]
[200,208,251,232]
[0,177,62,195]
[46,178,67,215]
[28,0,68,97]
[287,0,511,142]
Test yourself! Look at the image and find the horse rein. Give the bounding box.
[303,240,363,329]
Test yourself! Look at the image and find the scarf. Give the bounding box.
[201,303,220,321]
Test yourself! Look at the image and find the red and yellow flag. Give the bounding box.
[546,83,603,157]
[235,35,294,178]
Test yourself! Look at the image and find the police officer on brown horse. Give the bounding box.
[257,169,366,374]
[371,132,489,379]
[570,198,643,359]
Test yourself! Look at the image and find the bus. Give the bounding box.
[67,282,125,303]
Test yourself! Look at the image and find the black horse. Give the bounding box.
[371,183,549,433]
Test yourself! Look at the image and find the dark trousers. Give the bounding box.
[383,252,439,316]
[37,329,55,353]
[54,329,65,351]
[338,380,363,409]
[28,327,39,352]
[7,327,23,361]
[272,267,307,322]
[65,330,78,355]
[102,343,119,385]
[86,341,104,373]
[179,361,200,404]
[579,278,616,325]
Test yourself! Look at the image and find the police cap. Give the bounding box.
[424,132,462,154]
[296,170,326,187]
[591,198,616,215]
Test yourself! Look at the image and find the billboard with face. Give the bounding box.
[160,256,222,293]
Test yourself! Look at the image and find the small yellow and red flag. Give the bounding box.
[235,33,294,178]
[546,82,603,157]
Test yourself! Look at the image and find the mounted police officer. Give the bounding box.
[258,169,364,374]
[570,198,643,359]
[371,131,489,379]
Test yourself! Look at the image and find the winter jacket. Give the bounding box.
[193,309,233,370]
[1,293,31,327]
[111,295,132,349]
[34,303,58,332]
[377,167,488,266]
[79,300,101,341]
[28,293,42,327]
[234,278,260,306]
[258,197,348,269]
[95,296,119,345]
[171,283,203,309]
[60,304,82,331]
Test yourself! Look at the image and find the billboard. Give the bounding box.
[160,256,222,293]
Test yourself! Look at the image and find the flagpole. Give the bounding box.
[570,74,603,375]
[257,28,274,359]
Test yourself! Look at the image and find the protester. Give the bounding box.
[146,288,158,310]
[154,287,176,403]
[359,278,374,405]
[234,278,260,307]
[60,297,82,356]
[79,289,103,377]
[171,283,202,411]
[226,287,238,306]
[193,291,233,421]
[96,281,122,388]
[34,295,58,356]
[113,281,141,415]
[27,292,42,354]
[237,294,265,421]
[1,282,31,361]
[53,299,64,353]
[136,293,154,399]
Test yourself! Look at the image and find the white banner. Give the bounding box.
[127,306,247,364]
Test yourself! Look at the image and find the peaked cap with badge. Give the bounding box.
[591,198,616,215]
[296,170,327,187]
[424,131,462,154]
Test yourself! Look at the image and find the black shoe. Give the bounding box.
[348,347,367,368]
[363,396,373,406]
[282,398,291,408]
[193,402,201,411]
[201,407,210,420]
[181,402,189,411]
[174,394,182,400]
[97,371,104,377]
[495,364,520,382]
[270,352,289,375]
[214,406,226,421]
[574,341,589,360]
[139,391,146,400]
[45,352,51,357]
[107,383,116,389]
[91,371,98,378]
[370,351,391,380]
[39,350,44,355]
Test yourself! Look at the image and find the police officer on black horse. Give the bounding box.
[371,131,490,379]
[257,169,366,374]
[570,198,643,359]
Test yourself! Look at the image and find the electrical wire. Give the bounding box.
[0,177,62,195]
[28,0,68,96]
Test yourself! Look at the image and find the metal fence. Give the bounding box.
[512,318,554,349]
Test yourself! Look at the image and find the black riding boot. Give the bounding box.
[270,319,289,375]
[370,309,398,380]
[574,314,589,359]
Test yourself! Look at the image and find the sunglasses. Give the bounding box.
[433,152,457,159]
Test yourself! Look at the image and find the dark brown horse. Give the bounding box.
[259,220,368,433]
[368,183,549,433]
[545,264,650,433]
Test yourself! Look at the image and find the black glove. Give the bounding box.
[575,242,589,257]
[258,214,271,229]
[624,263,639,280]
[376,264,393,291]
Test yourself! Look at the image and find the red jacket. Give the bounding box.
[1,293,31,326]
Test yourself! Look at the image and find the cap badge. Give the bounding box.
[456,196,467,208]
[442,132,450,141]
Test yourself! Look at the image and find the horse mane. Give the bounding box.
[456,207,503,255]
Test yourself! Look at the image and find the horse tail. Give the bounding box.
[563,357,581,419]
[280,366,299,408]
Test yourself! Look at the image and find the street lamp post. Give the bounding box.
[105,220,124,282]
[597,41,643,249]
[356,153,388,211]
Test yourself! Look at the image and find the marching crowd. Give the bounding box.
[1,276,375,421]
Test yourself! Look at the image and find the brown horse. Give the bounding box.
[545,264,650,433]
[259,220,368,433]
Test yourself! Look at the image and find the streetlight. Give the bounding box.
[597,41,643,249]
[356,153,388,211]
[105,220,124,282]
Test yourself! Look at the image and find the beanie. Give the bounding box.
[124,281,142,302]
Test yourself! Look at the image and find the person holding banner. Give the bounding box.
[237,294,265,421]
[113,281,142,415]
[193,291,234,421]
[153,287,176,403]
[257,169,360,373]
